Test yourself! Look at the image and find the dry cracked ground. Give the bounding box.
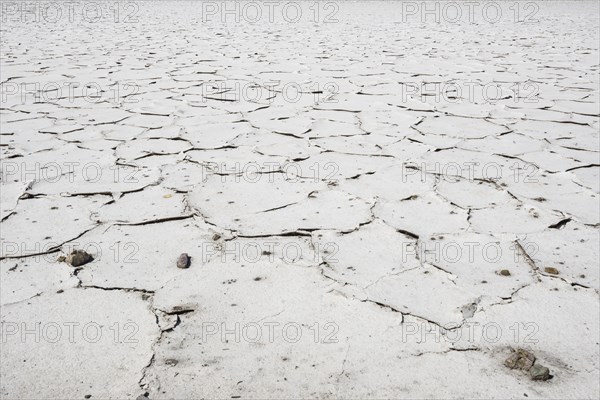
[1,1,599,399]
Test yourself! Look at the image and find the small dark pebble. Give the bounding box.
[177,253,191,269]
[499,269,511,276]
[530,364,551,381]
[65,250,93,267]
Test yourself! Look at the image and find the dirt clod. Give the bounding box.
[504,348,535,370]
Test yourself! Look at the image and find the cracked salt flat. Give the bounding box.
[1,1,599,399]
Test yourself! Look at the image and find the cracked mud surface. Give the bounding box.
[1,1,599,398]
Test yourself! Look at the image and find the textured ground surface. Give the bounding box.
[1,1,599,398]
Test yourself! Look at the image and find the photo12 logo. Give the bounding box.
[200,1,340,23]
[0,240,140,263]
[401,321,539,345]
[400,81,540,104]
[1,321,140,344]
[200,81,338,104]
[200,240,338,264]
[400,1,540,24]
[0,162,142,186]
[1,81,139,105]
[200,321,339,344]
[1,2,140,23]
[198,161,340,183]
